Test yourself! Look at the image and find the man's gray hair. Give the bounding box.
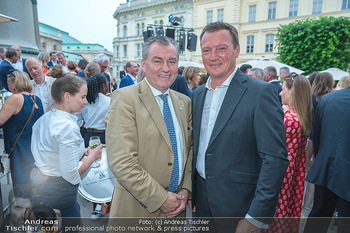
[249,67,265,80]
[56,52,65,57]
[142,36,179,60]
[280,66,290,74]
[92,53,109,64]
[265,66,278,80]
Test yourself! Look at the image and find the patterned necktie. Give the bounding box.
[159,94,179,193]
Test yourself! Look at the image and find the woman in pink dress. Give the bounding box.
[263,74,312,233]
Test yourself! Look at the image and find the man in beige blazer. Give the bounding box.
[105,36,192,228]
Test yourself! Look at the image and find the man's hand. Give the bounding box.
[187,200,196,213]
[165,189,189,218]
[235,218,262,233]
[160,192,182,214]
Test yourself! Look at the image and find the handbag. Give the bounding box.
[0,95,36,174]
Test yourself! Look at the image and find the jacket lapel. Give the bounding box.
[193,85,207,157]
[207,72,248,148]
[138,80,173,152]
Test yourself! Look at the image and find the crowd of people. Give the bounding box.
[0,21,349,233]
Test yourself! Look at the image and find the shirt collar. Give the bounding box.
[145,78,170,97]
[205,66,238,91]
[34,75,48,86]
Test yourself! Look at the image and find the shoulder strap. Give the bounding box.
[8,95,36,158]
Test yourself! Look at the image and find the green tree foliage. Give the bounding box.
[275,16,350,75]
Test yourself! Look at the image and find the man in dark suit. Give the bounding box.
[0,48,18,91]
[170,74,191,97]
[303,87,350,233]
[11,45,29,75]
[191,22,288,233]
[119,61,139,88]
[47,52,60,68]
[264,66,282,105]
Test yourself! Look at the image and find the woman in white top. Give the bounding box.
[82,73,110,147]
[31,74,102,230]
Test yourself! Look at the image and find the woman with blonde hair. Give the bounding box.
[335,76,350,90]
[183,66,200,91]
[263,73,312,233]
[85,62,100,78]
[50,64,65,79]
[67,61,78,74]
[0,71,44,187]
[37,51,51,75]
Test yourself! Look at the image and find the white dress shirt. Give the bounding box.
[145,78,184,185]
[82,93,110,130]
[61,64,69,73]
[196,67,237,179]
[31,108,85,185]
[32,77,50,113]
[14,58,24,71]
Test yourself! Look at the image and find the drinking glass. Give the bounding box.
[89,136,101,168]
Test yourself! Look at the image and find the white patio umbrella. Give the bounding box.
[0,14,18,23]
[320,68,349,81]
[179,60,206,72]
[237,56,304,74]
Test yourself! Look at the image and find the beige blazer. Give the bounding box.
[105,80,192,218]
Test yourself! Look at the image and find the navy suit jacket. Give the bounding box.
[119,74,135,88]
[270,80,282,105]
[47,60,60,69]
[306,87,350,202]
[170,74,191,98]
[191,69,288,223]
[0,60,15,90]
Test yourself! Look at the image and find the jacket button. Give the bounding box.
[168,162,172,166]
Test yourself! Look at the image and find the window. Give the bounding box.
[289,0,298,17]
[142,23,145,33]
[116,46,119,58]
[180,16,184,27]
[248,5,256,22]
[312,0,323,14]
[42,42,46,50]
[246,36,254,53]
[53,45,57,52]
[268,2,277,20]
[265,34,274,52]
[137,23,141,36]
[342,0,350,9]
[207,10,213,24]
[123,25,127,37]
[123,45,127,58]
[217,9,224,22]
[136,44,141,57]
[160,20,164,25]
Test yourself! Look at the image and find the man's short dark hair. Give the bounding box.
[125,61,136,69]
[0,47,6,53]
[5,48,17,59]
[49,52,56,56]
[200,22,239,48]
[240,64,252,74]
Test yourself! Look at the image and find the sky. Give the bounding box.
[37,0,125,52]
